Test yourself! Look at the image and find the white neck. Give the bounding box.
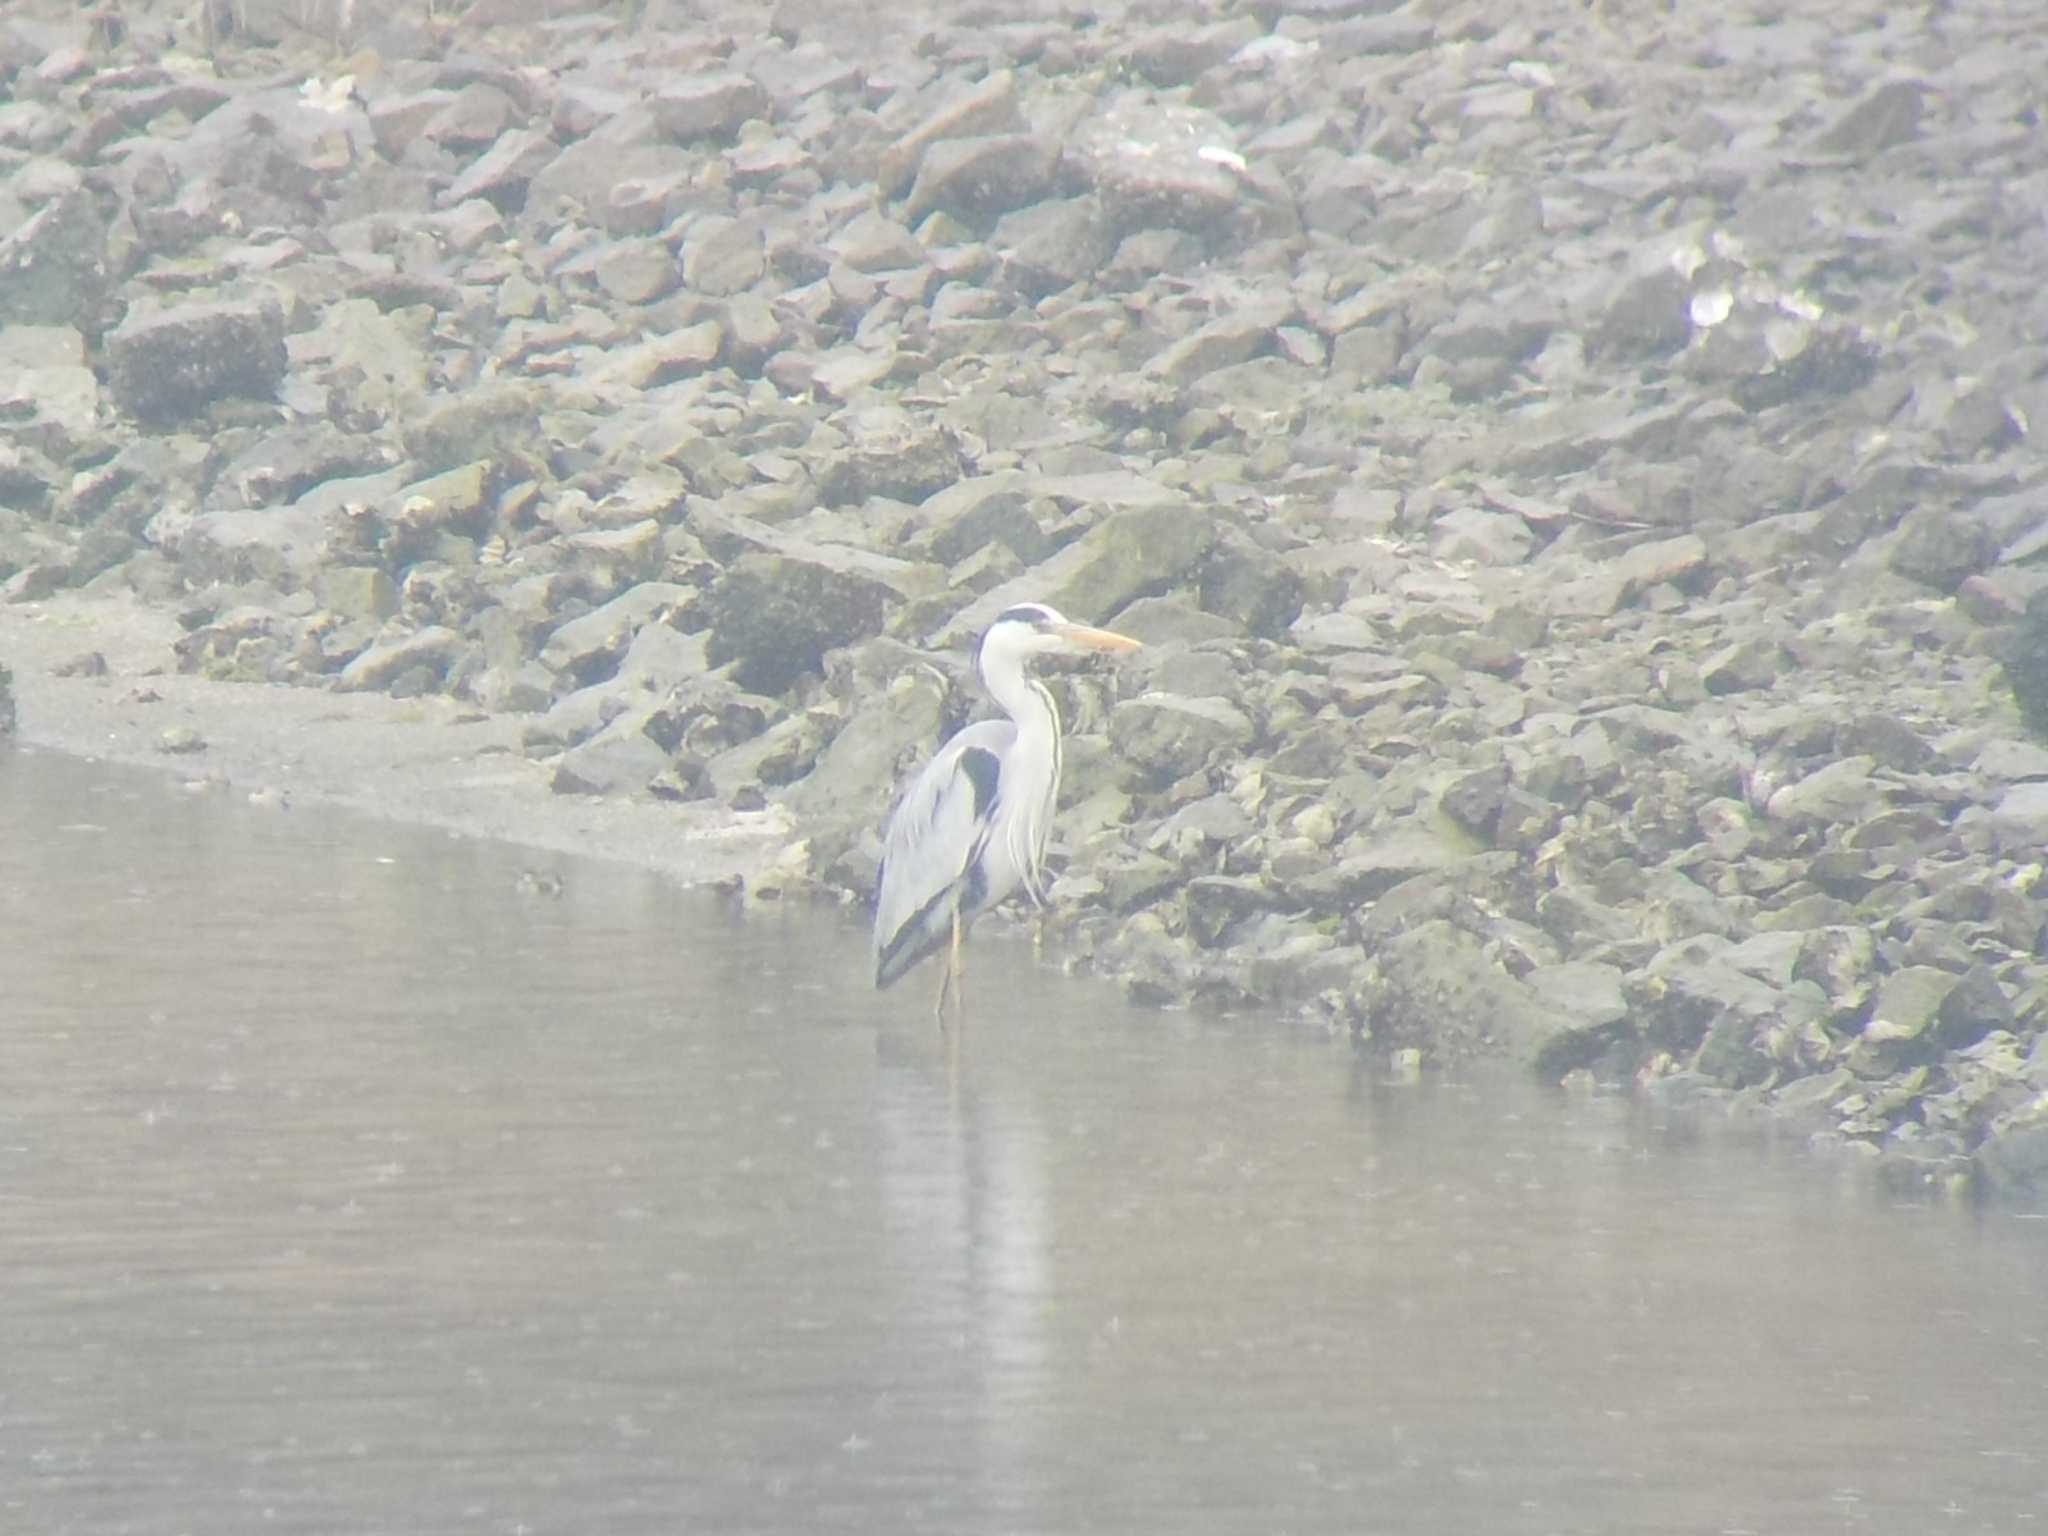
[982,653,1063,902]
[985,652,1059,746]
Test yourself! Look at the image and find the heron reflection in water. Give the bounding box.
[872,603,1141,1019]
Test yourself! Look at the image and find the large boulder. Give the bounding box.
[105,301,287,425]
[941,501,1218,644]
[2002,589,2048,738]
[702,552,898,695]
[0,187,109,331]
[1109,691,1256,788]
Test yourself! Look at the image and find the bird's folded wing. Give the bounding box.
[871,721,1013,985]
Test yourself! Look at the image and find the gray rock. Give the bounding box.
[1113,595,1245,649]
[911,477,1052,568]
[171,502,330,590]
[369,87,458,158]
[1540,533,1707,618]
[1888,507,1995,591]
[1835,712,1935,773]
[689,502,938,606]
[0,660,13,737]
[377,460,496,565]
[1183,875,1284,949]
[704,706,823,803]
[315,566,398,624]
[105,301,287,425]
[1700,636,1791,694]
[538,581,691,687]
[292,298,432,435]
[1069,93,1265,238]
[551,710,673,796]
[1369,918,1623,1076]
[1813,79,1925,158]
[1722,931,1808,989]
[1143,300,1292,388]
[1143,648,1242,702]
[942,501,1218,645]
[1639,867,1746,942]
[1635,947,1806,1087]
[157,726,207,755]
[1974,737,2048,782]
[1147,793,1255,861]
[1439,768,1560,852]
[1120,19,1260,86]
[1197,534,1304,639]
[1093,848,1184,913]
[216,425,393,509]
[1977,1097,2048,1195]
[1109,692,1256,788]
[0,187,107,330]
[991,198,1115,298]
[443,128,560,211]
[1856,965,2014,1066]
[1595,267,1692,360]
[815,406,960,506]
[2000,589,2048,739]
[1522,961,1630,1030]
[0,323,98,460]
[594,322,724,392]
[683,216,765,296]
[783,665,949,866]
[905,134,1061,224]
[524,675,632,753]
[400,383,540,477]
[560,520,667,601]
[802,347,895,401]
[878,69,1024,199]
[652,73,769,142]
[528,121,690,222]
[1770,1067,1860,1124]
[720,292,784,368]
[1793,926,1880,1016]
[828,208,927,274]
[336,625,466,695]
[421,81,515,150]
[1763,756,1884,827]
[1100,228,1209,293]
[595,239,677,305]
[1430,506,1534,566]
[644,674,776,760]
[703,552,897,695]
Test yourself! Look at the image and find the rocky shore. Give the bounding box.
[2,0,2046,1196]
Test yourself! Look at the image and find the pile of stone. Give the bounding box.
[2,0,2046,1193]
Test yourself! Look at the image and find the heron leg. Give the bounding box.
[952,908,965,1018]
[933,908,964,1028]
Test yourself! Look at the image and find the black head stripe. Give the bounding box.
[994,604,1053,627]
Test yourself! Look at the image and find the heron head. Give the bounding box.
[981,603,1143,670]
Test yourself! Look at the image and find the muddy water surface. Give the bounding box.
[3,747,2044,1534]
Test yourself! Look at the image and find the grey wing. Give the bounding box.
[872,720,1015,988]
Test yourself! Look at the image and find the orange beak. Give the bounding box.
[1050,622,1142,654]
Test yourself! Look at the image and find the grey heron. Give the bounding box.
[872,602,1142,1017]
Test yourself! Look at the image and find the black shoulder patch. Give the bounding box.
[958,745,1001,819]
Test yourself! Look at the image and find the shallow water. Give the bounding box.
[3,746,2044,1535]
